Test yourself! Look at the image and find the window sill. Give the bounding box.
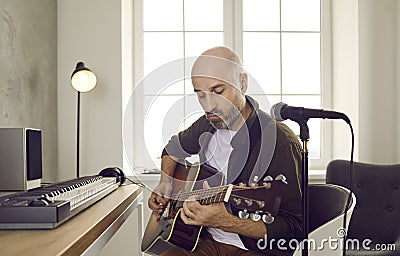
[309,169,326,184]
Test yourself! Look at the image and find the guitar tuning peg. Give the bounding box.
[250,212,261,221]
[244,199,253,206]
[256,200,265,208]
[262,176,273,188]
[263,176,273,182]
[253,175,259,182]
[262,182,272,189]
[238,209,249,219]
[262,213,275,224]
[239,182,246,187]
[275,174,287,184]
[249,183,257,187]
[233,198,241,205]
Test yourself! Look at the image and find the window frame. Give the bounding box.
[131,0,332,170]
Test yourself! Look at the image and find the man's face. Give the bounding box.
[192,76,245,129]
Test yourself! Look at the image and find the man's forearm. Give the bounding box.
[160,155,178,181]
[217,213,267,239]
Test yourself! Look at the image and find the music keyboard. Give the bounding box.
[0,176,119,229]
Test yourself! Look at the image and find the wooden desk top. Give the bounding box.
[0,185,143,256]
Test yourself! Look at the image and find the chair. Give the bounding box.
[293,184,356,256]
[326,159,400,255]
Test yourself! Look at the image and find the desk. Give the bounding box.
[0,185,143,256]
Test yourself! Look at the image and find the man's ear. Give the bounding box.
[240,73,248,93]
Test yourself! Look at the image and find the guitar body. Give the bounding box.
[141,162,224,255]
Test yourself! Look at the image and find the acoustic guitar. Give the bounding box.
[141,161,287,255]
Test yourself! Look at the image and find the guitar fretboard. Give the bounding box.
[171,185,228,204]
[170,185,267,206]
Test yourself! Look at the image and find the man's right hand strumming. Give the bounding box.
[148,178,172,220]
[148,155,178,220]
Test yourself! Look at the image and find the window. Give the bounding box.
[132,0,331,170]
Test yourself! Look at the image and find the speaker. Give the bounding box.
[0,128,42,191]
[99,167,126,185]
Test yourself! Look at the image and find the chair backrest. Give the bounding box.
[293,184,356,256]
[309,184,352,232]
[326,159,400,244]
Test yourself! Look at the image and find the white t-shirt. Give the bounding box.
[204,129,247,251]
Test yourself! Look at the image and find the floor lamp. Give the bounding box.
[70,62,97,178]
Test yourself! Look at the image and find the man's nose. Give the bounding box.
[200,93,218,111]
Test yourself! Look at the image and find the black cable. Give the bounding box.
[122,176,147,188]
[122,176,156,193]
[342,122,355,256]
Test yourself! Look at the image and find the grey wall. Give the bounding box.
[0,0,58,182]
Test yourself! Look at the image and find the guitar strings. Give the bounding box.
[170,184,269,202]
[195,193,266,209]
[170,185,228,200]
[174,187,226,201]
[171,184,268,200]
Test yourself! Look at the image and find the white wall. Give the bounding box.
[57,0,124,180]
[358,0,398,163]
[331,0,360,161]
[397,1,400,162]
[58,1,138,255]
[332,0,400,165]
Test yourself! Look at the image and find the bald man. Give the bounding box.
[148,46,302,256]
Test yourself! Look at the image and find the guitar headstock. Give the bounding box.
[228,174,287,224]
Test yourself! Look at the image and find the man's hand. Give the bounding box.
[148,178,172,220]
[180,181,232,228]
[180,181,267,240]
[148,155,179,220]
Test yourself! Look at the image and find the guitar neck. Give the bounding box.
[172,185,232,205]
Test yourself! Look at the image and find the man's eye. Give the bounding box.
[214,89,224,95]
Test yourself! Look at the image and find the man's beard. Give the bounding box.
[206,106,242,129]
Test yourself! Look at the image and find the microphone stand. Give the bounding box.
[270,102,352,256]
[298,120,310,256]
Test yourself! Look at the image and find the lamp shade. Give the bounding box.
[71,62,97,93]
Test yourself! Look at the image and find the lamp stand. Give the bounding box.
[71,61,97,179]
[77,91,81,178]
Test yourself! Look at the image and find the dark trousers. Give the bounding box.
[160,232,264,256]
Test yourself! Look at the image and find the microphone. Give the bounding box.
[271,102,350,124]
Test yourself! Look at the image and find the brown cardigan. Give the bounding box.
[162,96,302,255]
